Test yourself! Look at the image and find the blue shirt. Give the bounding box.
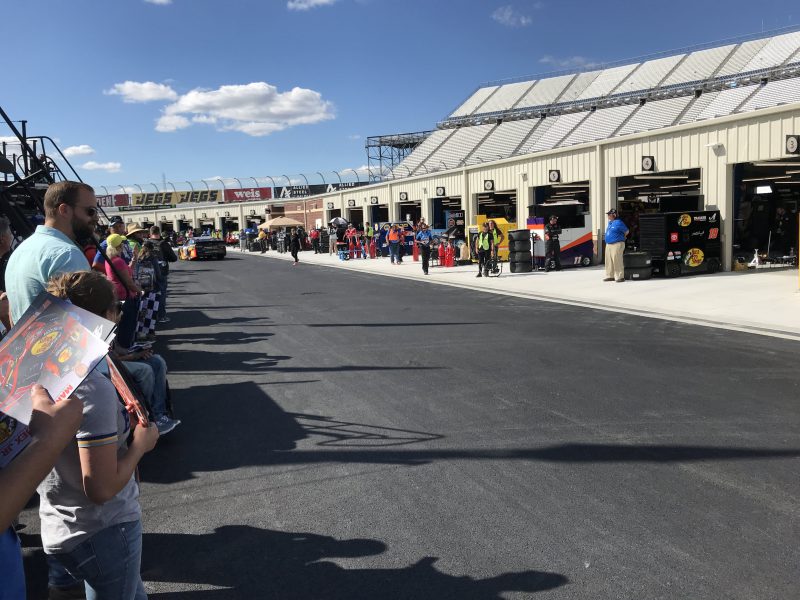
[5,225,90,323]
[415,230,432,244]
[0,526,25,600]
[605,219,629,244]
[92,238,132,268]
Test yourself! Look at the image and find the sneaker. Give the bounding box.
[476,273,482,278]
[615,279,625,283]
[603,277,615,282]
[157,316,170,323]
[155,416,180,435]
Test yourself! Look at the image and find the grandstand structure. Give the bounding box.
[17,26,800,272]
[388,28,800,178]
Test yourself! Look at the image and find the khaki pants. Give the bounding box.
[605,241,625,280]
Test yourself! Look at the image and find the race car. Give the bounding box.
[179,236,227,260]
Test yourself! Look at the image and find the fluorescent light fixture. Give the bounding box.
[618,184,650,189]
[752,162,800,167]
[661,183,699,189]
[755,185,773,194]
[741,175,791,182]
[787,170,800,175]
[633,175,690,180]
[777,181,800,184]
[550,183,589,188]
[687,179,701,183]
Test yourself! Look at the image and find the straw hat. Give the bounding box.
[126,222,147,236]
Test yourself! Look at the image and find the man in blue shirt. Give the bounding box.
[6,181,98,323]
[604,208,629,282]
[92,216,132,271]
[415,222,433,275]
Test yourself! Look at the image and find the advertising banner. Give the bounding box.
[273,181,368,199]
[129,190,221,209]
[114,194,130,207]
[96,195,114,208]
[223,187,272,203]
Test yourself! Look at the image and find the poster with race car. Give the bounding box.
[0,293,112,467]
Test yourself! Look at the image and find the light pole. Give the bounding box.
[184,180,194,192]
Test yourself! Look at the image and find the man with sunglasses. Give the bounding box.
[6,181,99,324]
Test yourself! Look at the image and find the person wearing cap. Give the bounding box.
[604,208,629,282]
[92,216,132,272]
[544,215,562,271]
[415,222,433,275]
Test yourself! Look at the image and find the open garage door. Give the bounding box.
[615,169,702,248]
[347,207,364,228]
[732,160,799,268]
[529,181,592,269]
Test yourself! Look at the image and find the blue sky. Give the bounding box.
[2,0,799,191]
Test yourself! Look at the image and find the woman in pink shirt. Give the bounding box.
[104,234,142,300]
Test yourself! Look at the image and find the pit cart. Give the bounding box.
[639,210,722,277]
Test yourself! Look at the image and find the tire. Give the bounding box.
[665,261,681,278]
[625,266,652,281]
[706,258,720,274]
[623,251,652,269]
[509,240,531,252]
[581,256,592,267]
[544,258,557,272]
[507,230,530,242]
[508,251,532,263]
[509,261,533,273]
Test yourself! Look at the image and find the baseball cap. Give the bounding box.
[109,215,123,224]
[107,233,126,249]
[606,209,618,216]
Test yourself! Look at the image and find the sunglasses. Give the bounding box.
[73,205,99,218]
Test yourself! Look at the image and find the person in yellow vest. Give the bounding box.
[364,222,374,258]
[474,222,494,278]
[257,228,268,253]
[488,220,504,274]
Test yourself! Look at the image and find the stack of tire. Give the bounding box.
[507,229,534,273]
[623,251,653,280]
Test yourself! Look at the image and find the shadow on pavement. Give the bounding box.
[141,526,568,599]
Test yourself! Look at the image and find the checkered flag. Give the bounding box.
[137,291,160,336]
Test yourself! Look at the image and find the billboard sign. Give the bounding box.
[273,181,368,198]
[223,187,273,203]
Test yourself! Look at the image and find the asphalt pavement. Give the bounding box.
[20,251,800,599]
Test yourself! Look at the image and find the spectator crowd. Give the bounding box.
[1,181,180,600]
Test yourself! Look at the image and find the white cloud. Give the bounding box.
[539,55,599,69]
[145,0,172,3]
[287,0,337,10]
[155,113,191,132]
[81,161,122,173]
[63,144,95,157]
[348,134,362,140]
[491,5,532,27]
[105,81,178,103]
[154,82,334,137]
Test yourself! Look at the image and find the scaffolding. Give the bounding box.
[365,131,432,182]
